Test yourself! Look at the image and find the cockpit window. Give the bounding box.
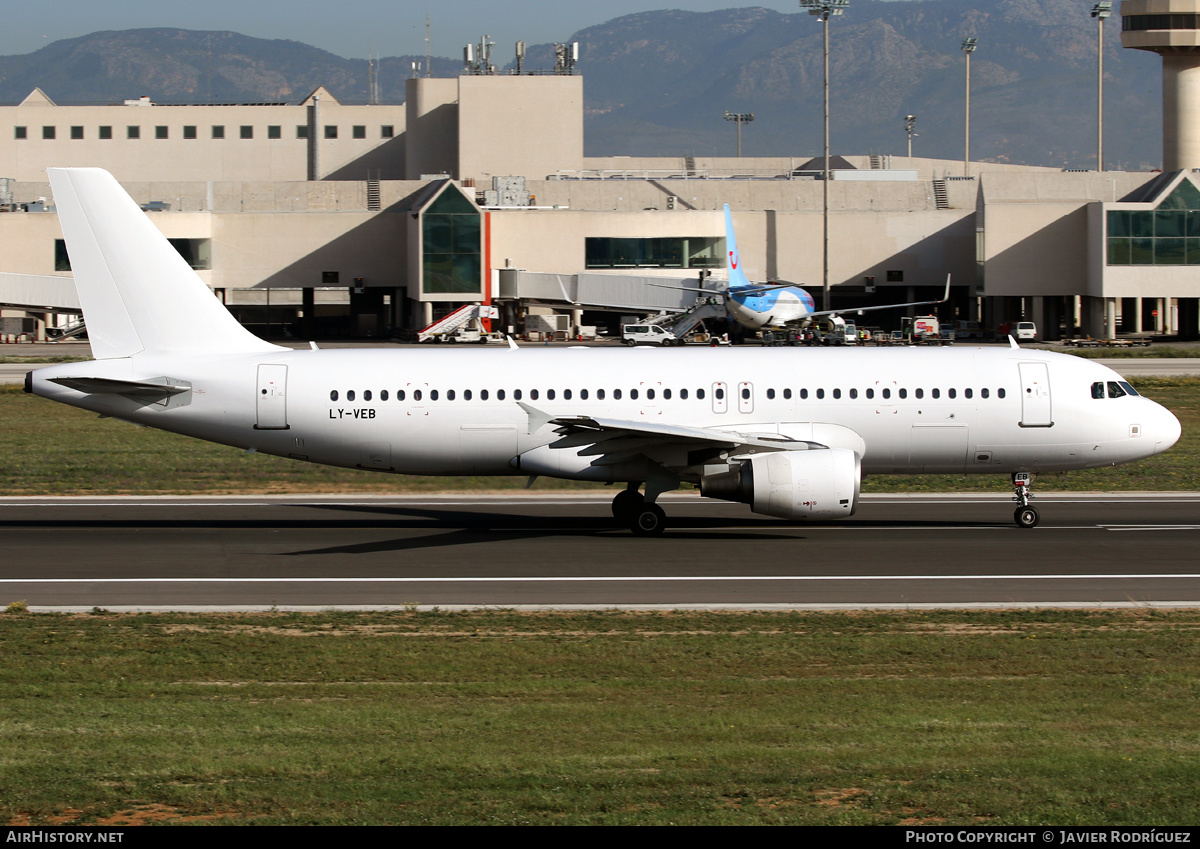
[1107,381,1126,399]
[1119,381,1139,397]
[1092,382,1105,399]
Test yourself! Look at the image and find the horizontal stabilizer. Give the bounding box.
[48,375,191,398]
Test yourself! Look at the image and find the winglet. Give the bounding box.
[517,401,554,434]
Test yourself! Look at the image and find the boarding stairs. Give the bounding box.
[418,303,482,342]
[45,317,87,341]
[666,299,727,339]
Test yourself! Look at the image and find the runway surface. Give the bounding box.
[3,492,1199,610]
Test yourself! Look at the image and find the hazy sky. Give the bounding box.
[1,1,909,61]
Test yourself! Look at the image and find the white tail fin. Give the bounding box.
[48,167,282,359]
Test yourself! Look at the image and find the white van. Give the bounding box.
[1015,321,1037,341]
[621,324,680,346]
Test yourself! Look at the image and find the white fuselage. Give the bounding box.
[30,345,1180,483]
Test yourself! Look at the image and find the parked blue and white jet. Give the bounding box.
[669,204,949,331]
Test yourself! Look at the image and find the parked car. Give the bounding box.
[622,324,680,346]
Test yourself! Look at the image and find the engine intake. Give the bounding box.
[701,448,861,520]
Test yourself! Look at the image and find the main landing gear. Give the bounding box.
[1012,472,1039,528]
[612,482,667,536]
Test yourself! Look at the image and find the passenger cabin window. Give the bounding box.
[330,390,338,401]
[347,390,356,402]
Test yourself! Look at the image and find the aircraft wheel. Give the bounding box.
[1014,506,1040,529]
[611,489,643,520]
[630,504,666,536]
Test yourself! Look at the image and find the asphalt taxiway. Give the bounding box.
[3,493,1198,610]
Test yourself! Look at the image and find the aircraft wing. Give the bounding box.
[803,274,952,322]
[546,414,824,468]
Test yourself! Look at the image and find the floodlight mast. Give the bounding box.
[1092,2,1112,171]
[800,0,848,311]
[724,112,755,157]
[904,114,917,158]
[961,37,977,177]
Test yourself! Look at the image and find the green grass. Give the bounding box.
[1,608,1198,825]
[2,378,1197,495]
[1056,346,1200,359]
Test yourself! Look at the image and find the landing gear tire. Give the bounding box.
[611,489,644,520]
[1014,506,1040,529]
[631,504,666,536]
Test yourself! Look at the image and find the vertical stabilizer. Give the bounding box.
[724,203,751,290]
[48,167,282,359]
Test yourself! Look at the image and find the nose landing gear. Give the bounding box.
[1012,472,1039,528]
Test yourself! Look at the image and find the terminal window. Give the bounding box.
[42,126,55,140]
[353,125,366,139]
[421,189,482,296]
[324,125,338,139]
[127,126,140,139]
[212,125,225,139]
[268,125,281,139]
[381,125,394,138]
[99,126,112,140]
[56,238,211,271]
[70,126,83,140]
[1107,179,1200,266]
[240,125,253,139]
[155,126,168,139]
[297,125,309,139]
[183,125,197,139]
[585,237,724,269]
[13,126,26,139]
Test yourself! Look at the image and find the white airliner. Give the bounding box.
[27,168,1181,534]
[659,205,949,331]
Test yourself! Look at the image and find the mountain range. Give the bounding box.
[0,2,1168,170]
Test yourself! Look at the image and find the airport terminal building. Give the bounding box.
[2,54,1199,341]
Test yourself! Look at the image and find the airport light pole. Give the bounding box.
[1092,2,1112,171]
[962,37,977,177]
[904,114,917,158]
[724,111,755,157]
[801,0,848,311]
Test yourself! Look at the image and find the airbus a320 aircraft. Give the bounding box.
[660,204,949,331]
[28,168,1180,534]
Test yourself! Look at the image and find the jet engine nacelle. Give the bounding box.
[700,448,861,520]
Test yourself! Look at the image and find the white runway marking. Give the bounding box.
[3,574,1199,584]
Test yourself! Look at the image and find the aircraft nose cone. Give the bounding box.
[1153,403,1182,455]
